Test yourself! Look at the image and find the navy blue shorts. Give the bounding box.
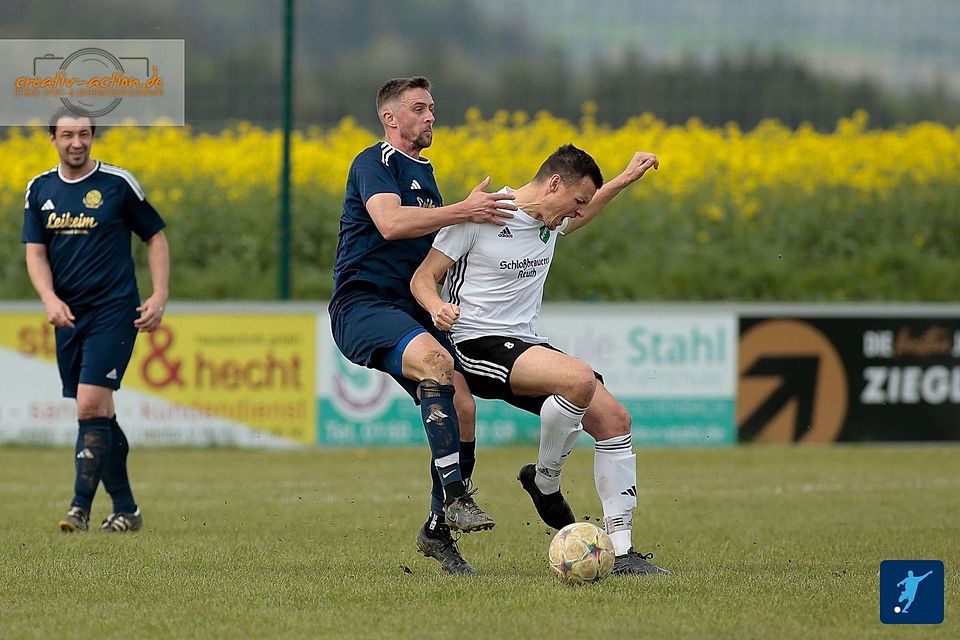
[329,288,460,400]
[55,296,139,398]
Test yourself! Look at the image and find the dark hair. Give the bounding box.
[376,76,431,112]
[534,144,603,189]
[48,106,96,136]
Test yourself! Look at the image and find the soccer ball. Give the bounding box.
[548,521,615,585]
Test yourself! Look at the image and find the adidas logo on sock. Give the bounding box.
[105,368,118,380]
[497,227,513,238]
[41,199,56,211]
[410,179,422,190]
[425,409,448,423]
[536,465,561,478]
[620,486,637,497]
[76,448,95,460]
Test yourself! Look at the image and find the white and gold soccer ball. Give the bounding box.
[548,521,615,585]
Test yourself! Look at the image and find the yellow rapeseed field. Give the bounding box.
[2,111,958,300]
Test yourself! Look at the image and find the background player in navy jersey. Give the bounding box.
[412,144,670,575]
[22,107,169,533]
[329,76,516,575]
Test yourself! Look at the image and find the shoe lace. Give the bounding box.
[435,529,464,559]
[617,547,653,564]
[620,548,655,563]
[458,479,486,515]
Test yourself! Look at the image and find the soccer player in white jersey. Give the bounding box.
[411,144,669,575]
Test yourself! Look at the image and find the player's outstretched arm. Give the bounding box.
[25,243,75,329]
[561,151,659,236]
[135,230,169,333]
[411,248,460,331]
[367,177,516,241]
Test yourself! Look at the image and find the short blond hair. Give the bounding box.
[376,76,431,112]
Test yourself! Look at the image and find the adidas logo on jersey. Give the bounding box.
[497,227,513,238]
[76,448,95,460]
[41,199,56,211]
[410,179,422,190]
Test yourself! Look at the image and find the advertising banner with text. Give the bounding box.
[0,310,315,447]
[738,315,960,442]
[317,306,739,447]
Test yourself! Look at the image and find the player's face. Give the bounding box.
[50,117,94,169]
[543,175,597,229]
[394,88,435,150]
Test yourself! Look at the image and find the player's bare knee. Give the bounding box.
[76,402,109,421]
[421,349,454,384]
[582,402,631,440]
[562,363,597,408]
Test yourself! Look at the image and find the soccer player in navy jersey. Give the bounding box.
[329,76,515,574]
[22,107,169,533]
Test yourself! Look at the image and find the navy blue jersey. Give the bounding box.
[332,141,443,304]
[22,161,166,310]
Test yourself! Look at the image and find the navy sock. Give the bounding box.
[423,511,449,539]
[102,417,137,514]
[418,380,463,497]
[460,439,476,481]
[71,417,112,513]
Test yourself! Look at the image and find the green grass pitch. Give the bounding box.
[0,444,957,639]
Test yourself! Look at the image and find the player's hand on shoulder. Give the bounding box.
[135,294,167,333]
[621,151,659,182]
[461,176,516,226]
[431,303,460,332]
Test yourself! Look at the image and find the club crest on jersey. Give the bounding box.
[539,225,551,243]
[83,190,103,209]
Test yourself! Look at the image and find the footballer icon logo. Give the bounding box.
[880,560,944,624]
[83,189,103,209]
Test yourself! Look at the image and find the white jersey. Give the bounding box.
[434,188,564,344]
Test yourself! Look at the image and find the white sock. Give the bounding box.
[594,434,637,556]
[535,395,586,494]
